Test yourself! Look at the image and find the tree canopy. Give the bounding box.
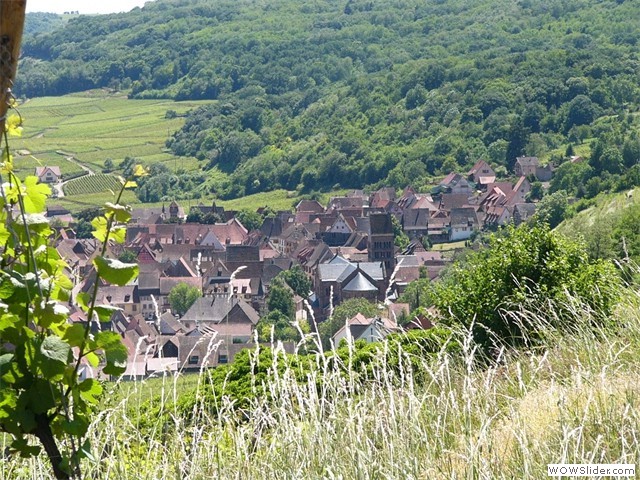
[168,282,201,317]
[17,0,640,199]
[432,224,619,352]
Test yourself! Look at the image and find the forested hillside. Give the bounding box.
[18,0,640,199]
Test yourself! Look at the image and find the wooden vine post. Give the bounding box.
[0,0,26,133]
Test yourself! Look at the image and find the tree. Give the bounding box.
[279,266,312,298]
[103,158,114,173]
[267,279,295,319]
[432,224,619,353]
[318,298,379,346]
[527,181,544,201]
[505,116,529,171]
[391,214,409,250]
[622,136,640,169]
[186,207,204,223]
[564,94,598,132]
[168,282,201,317]
[235,209,263,232]
[256,310,309,343]
[75,219,93,239]
[398,278,434,312]
[118,249,137,263]
[534,190,569,228]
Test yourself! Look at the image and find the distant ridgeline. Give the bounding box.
[19,0,640,198]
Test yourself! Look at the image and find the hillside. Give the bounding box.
[557,189,640,265]
[4,295,640,479]
[17,0,640,200]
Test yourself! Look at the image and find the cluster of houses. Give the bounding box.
[45,156,551,379]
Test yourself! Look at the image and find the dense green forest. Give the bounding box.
[18,0,640,199]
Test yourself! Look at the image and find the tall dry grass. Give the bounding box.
[3,287,640,479]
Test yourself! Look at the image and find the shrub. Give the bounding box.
[432,223,620,353]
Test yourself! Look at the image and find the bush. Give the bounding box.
[432,223,620,353]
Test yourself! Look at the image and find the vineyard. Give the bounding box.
[63,173,123,196]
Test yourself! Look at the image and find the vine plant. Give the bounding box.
[0,110,140,479]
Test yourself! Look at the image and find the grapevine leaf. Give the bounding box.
[11,437,41,458]
[133,164,149,177]
[95,331,127,376]
[0,215,8,245]
[6,115,23,137]
[85,352,100,367]
[104,202,132,223]
[91,217,108,243]
[76,292,91,312]
[23,176,51,214]
[40,336,71,365]
[0,387,17,419]
[61,416,89,436]
[78,378,102,405]
[110,225,126,244]
[34,301,69,328]
[94,256,138,286]
[24,379,56,414]
[0,277,15,299]
[0,353,12,376]
[94,304,121,322]
[79,438,97,463]
[62,323,86,347]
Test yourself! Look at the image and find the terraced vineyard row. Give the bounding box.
[63,173,122,196]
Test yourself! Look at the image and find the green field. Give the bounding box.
[63,173,123,196]
[11,90,208,180]
[8,91,349,214]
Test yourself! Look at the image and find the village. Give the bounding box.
[40,156,557,379]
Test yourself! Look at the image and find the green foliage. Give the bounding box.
[168,283,201,318]
[534,190,569,228]
[118,249,138,263]
[391,214,409,250]
[234,209,263,232]
[15,0,640,198]
[398,278,434,313]
[278,265,312,298]
[256,310,308,343]
[266,279,295,319]
[0,118,139,477]
[432,224,619,352]
[152,325,461,431]
[257,268,312,342]
[318,298,379,346]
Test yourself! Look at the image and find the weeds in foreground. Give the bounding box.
[3,289,640,479]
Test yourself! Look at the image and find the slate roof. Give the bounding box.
[439,194,470,211]
[343,272,378,292]
[181,295,259,325]
[403,209,430,230]
[318,256,384,283]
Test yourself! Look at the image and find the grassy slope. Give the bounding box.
[11,90,207,178]
[557,188,640,235]
[10,91,345,213]
[2,290,640,479]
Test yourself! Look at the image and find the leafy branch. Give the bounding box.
[0,110,141,479]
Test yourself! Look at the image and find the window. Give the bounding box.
[188,355,199,365]
[218,354,228,364]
